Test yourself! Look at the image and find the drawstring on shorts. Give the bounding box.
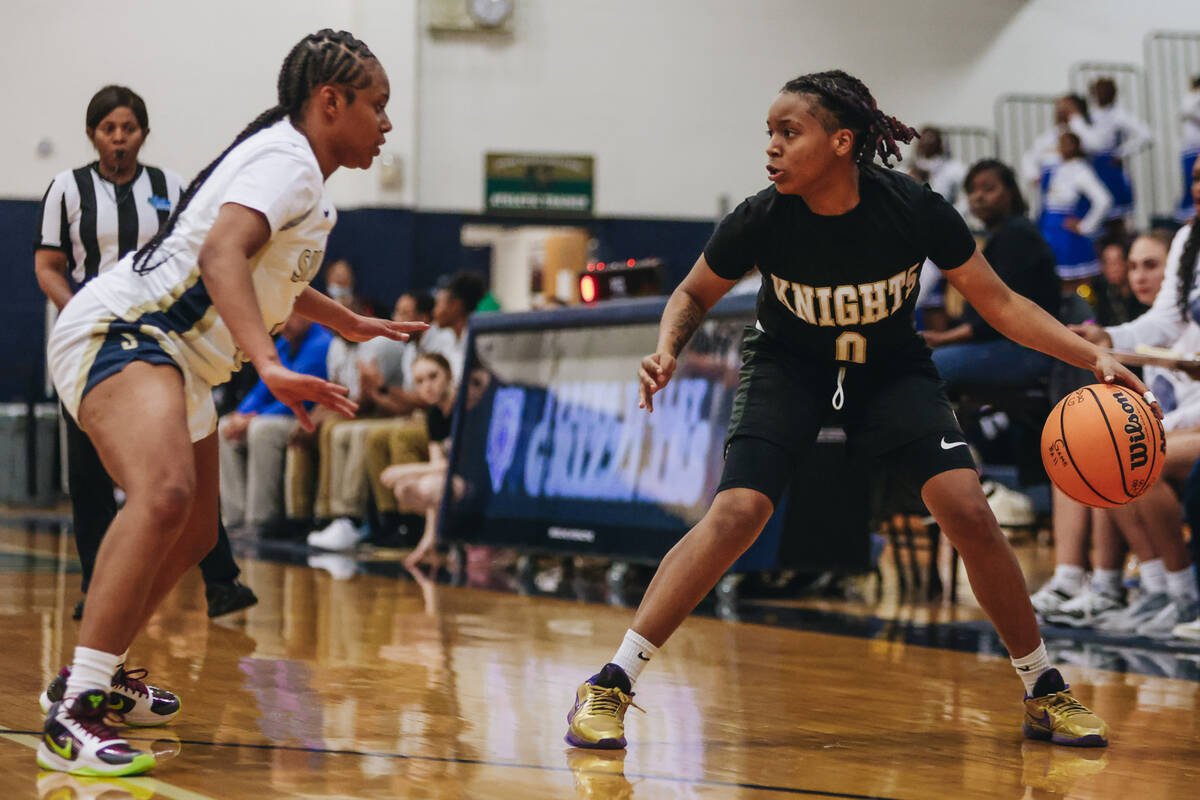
[831,366,846,410]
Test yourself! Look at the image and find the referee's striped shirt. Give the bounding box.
[34,162,184,286]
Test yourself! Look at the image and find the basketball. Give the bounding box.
[1041,384,1166,508]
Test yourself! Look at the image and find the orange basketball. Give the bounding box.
[1041,384,1165,508]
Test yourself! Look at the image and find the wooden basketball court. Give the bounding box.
[1,519,1197,799]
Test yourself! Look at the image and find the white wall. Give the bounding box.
[416,0,1025,217]
[2,0,418,209]
[950,0,1200,125]
[5,0,1199,216]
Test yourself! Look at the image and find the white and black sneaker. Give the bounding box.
[1031,582,1079,618]
[1095,591,1171,634]
[1043,590,1126,629]
[983,481,1036,527]
[1137,597,1200,639]
[36,689,155,776]
[1099,592,1171,633]
[41,666,180,727]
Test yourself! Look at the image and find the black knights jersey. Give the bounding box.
[704,165,977,367]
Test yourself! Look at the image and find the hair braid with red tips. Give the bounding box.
[781,70,916,167]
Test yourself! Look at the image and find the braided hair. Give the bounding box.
[1176,221,1200,320]
[133,29,376,273]
[781,70,916,167]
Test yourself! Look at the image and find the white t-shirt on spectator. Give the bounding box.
[1107,223,1200,432]
[327,336,417,400]
[421,325,466,381]
[915,154,967,211]
[1144,343,1200,433]
[1107,225,1196,353]
[1183,89,1200,154]
[359,337,415,389]
[326,337,361,400]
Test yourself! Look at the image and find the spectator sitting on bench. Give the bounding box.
[378,353,457,567]
[218,313,332,537]
[922,159,1060,396]
[1043,228,1200,639]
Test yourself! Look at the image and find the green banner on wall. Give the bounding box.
[485,153,594,216]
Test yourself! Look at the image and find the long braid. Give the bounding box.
[781,70,917,167]
[133,29,376,273]
[1176,219,1200,320]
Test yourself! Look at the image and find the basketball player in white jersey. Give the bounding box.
[37,30,424,776]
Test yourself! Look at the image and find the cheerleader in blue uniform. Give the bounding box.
[1087,78,1152,224]
[1022,95,1097,218]
[1039,131,1112,284]
[1180,75,1200,222]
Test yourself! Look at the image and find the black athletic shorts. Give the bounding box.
[716,327,976,505]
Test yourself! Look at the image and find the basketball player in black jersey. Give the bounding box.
[566,70,1161,751]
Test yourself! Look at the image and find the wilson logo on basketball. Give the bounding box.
[1111,389,1149,470]
[1040,384,1165,508]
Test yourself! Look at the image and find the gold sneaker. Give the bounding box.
[564,664,642,749]
[1022,669,1108,747]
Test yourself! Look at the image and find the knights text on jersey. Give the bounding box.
[704,165,977,366]
[34,164,183,285]
[80,119,335,389]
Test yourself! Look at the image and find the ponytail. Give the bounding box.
[133,29,376,273]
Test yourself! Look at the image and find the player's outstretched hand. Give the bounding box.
[342,314,430,343]
[258,362,359,431]
[1093,352,1164,420]
[638,352,676,413]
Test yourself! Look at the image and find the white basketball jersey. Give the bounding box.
[82,119,336,387]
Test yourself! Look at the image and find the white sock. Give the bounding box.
[1011,641,1052,695]
[1166,567,1199,602]
[1051,564,1086,595]
[117,649,129,673]
[1139,559,1168,595]
[610,629,658,686]
[64,646,122,701]
[1090,568,1123,597]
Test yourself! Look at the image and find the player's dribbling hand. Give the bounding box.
[258,362,360,431]
[638,352,676,413]
[342,315,430,343]
[1093,352,1164,420]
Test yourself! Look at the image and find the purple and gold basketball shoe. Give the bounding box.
[565,664,642,749]
[1022,669,1108,747]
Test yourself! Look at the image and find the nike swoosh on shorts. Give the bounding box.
[940,438,968,450]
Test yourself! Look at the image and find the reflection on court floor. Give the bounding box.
[0,518,1197,799]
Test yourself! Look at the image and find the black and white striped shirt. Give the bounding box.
[34,163,184,286]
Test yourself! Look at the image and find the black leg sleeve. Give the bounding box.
[63,407,117,594]
[198,519,241,585]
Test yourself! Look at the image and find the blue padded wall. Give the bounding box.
[1,202,715,401]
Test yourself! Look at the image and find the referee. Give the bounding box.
[34,85,256,619]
